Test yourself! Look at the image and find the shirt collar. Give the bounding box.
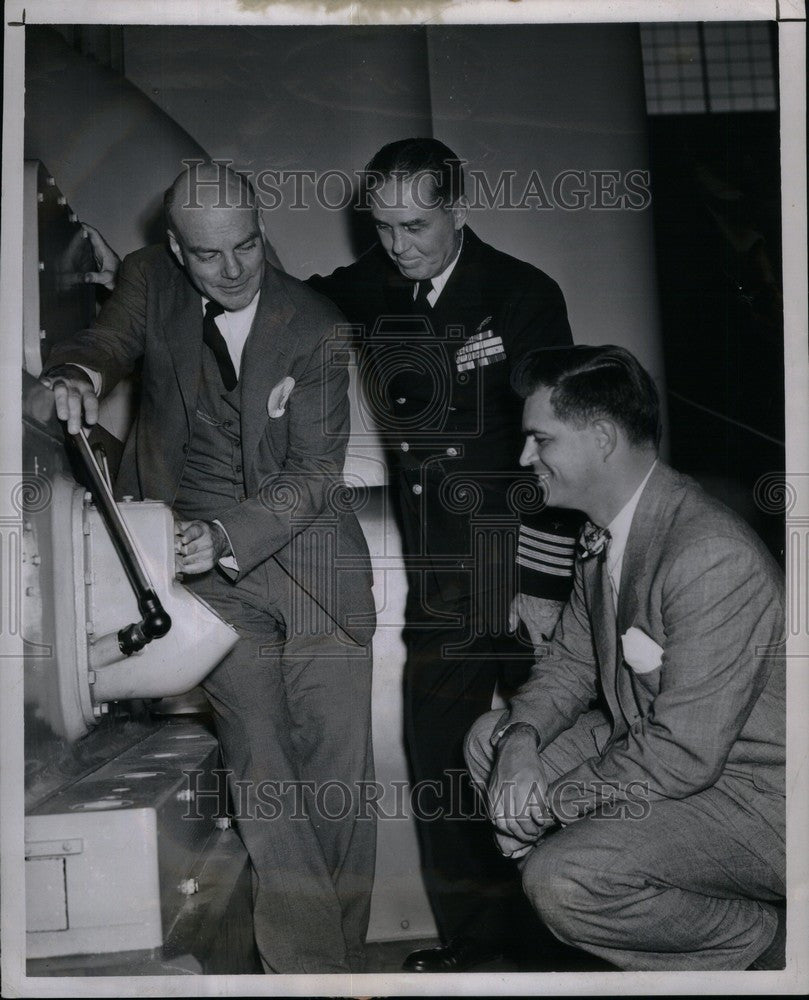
[605,459,657,573]
[201,290,261,326]
[415,229,464,301]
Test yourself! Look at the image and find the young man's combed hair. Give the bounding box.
[512,344,662,447]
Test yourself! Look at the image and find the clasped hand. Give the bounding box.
[486,728,555,858]
[174,519,231,575]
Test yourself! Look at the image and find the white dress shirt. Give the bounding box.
[413,231,463,307]
[605,460,657,607]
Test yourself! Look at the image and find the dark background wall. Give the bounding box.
[647,109,784,558]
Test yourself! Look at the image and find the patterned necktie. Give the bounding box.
[412,279,433,313]
[578,521,611,560]
[202,300,238,391]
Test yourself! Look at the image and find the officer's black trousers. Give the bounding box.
[402,584,534,948]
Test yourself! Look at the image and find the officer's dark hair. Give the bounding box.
[512,345,662,448]
[164,161,256,231]
[364,138,465,206]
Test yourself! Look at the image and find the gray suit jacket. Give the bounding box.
[47,244,376,646]
[503,462,785,824]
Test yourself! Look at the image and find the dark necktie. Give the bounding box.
[202,300,238,391]
[412,279,433,313]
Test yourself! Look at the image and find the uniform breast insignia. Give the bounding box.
[455,319,507,372]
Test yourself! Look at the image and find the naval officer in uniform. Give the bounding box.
[310,138,585,971]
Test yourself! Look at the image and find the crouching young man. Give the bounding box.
[465,345,786,971]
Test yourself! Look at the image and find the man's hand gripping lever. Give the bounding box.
[41,365,100,435]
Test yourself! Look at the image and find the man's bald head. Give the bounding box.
[165,161,266,311]
[164,160,256,230]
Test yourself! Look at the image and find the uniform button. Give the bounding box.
[412,484,423,496]
[395,397,406,405]
[446,447,458,457]
[235,464,242,473]
[400,442,410,452]
[239,494,246,502]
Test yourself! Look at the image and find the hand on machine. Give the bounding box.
[82,222,121,291]
[42,371,231,581]
[40,365,99,435]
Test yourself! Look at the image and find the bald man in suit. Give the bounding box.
[42,163,377,974]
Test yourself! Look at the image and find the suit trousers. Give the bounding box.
[403,583,538,946]
[466,709,785,970]
[185,560,375,974]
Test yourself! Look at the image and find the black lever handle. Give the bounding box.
[72,429,171,655]
[92,442,113,492]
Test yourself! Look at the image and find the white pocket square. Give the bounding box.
[621,626,663,674]
[267,376,295,418]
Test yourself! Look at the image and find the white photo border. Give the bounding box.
[2,1,806,996]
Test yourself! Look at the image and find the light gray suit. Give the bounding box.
[466,462,785,970]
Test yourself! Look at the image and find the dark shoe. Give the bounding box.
[402,936,503,972]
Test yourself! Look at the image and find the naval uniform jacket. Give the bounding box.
[309,226,582,605]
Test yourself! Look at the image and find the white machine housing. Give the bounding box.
[44,473,238,741]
